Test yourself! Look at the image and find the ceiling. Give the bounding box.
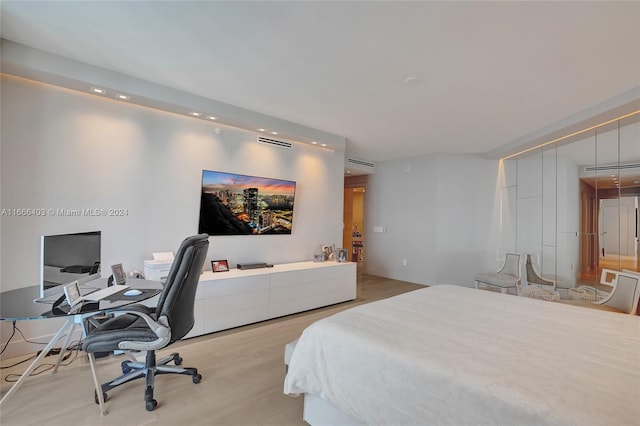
[1,1,639,163]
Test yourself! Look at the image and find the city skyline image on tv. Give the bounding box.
[198,170,296,235]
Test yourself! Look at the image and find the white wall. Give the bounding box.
[364,153,501,286]
[364,155,438,283]
[435,155,503,285]
[0,76,345,357]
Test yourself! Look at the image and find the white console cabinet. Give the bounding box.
[185,261,356,338]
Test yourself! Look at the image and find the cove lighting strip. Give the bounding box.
[501,109,640,161]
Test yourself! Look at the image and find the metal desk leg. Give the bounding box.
[51,313,90,373]
[0,316,74,407]
[52,322,76,373]
[87,352,106,415]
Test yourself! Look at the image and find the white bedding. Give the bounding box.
[284,285,640,425]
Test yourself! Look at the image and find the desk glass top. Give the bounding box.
[0,278,162,321]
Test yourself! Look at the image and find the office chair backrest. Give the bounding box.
[155,234,209,343]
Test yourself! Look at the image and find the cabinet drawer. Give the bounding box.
[198,275,269,298]
[270,269,318,288]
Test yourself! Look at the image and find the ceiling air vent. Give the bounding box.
[346,157,376,174]
[257,136,293,150]
[584,163,640,172]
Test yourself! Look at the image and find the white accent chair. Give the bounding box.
[595,270,640,315]
[524,254,573,296]
[474,253,521,294]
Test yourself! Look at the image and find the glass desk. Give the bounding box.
[0,278,162,409]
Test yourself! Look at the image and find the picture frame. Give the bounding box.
[211,259,229,272]
[321,244,335,261]
[111,263,127,285]
[336,248,348,263]
[313,254,325,262]
[63,280,82,306]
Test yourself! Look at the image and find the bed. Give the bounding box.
[284,285,640,425]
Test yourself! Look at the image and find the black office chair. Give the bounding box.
[83,234,209,413]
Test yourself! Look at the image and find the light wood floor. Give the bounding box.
[580,254,639,281]
[0,274,423,426]
[599,254,639,273]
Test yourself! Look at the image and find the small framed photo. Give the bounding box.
[111,263,127,285]
[211,259,229,272]
[321,245,335,261]
[313,254,325,262]
[336,248,348,263]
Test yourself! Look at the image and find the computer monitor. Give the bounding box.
[39,231,102,298]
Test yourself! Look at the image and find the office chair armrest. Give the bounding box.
[115,303,155,314]
[110,309,171,351]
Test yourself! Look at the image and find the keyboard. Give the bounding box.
[82,285,130,301]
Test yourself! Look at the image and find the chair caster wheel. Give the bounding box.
[146,399,158,411]
[94,390,108,404]
[193,374,202,384]
[121,360,131,374]
[173,355,183,365]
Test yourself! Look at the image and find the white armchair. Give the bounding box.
[474,253,521,294]
[569,269,640,314]
[595,271,640,314]
[524,254,573,294]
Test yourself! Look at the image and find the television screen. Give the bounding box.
[40,230,101,298]
[198,170,296,235]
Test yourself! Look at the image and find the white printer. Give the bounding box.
[143,252,174,283]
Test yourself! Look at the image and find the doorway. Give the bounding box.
[599,196,639,272]
[344,175,368,268]
[580,183,640,280]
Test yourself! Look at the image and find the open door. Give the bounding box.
[344,175,368,268]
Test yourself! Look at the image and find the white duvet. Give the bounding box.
[284,285,640,425]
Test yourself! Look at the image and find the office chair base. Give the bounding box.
[95,351,201,411]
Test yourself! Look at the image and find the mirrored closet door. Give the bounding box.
[501,113,640,298]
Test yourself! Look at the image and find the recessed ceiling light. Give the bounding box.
[116,94,130,100]
[207,116,217,120]
[190,112,201,117]
[311,141,318,145]
[91,87,105,94]
[258,128,265,132]
[270,131,278,135]
[346,170,351,174]
[320,143,327,147]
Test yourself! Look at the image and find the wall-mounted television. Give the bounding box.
[198,170,296,235]
[40,230,101,298]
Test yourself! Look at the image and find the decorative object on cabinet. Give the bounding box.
[336,248,348,262]
[321,244,335,261]
[211,259,229,272]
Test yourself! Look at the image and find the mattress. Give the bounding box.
[284,285,640,425]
